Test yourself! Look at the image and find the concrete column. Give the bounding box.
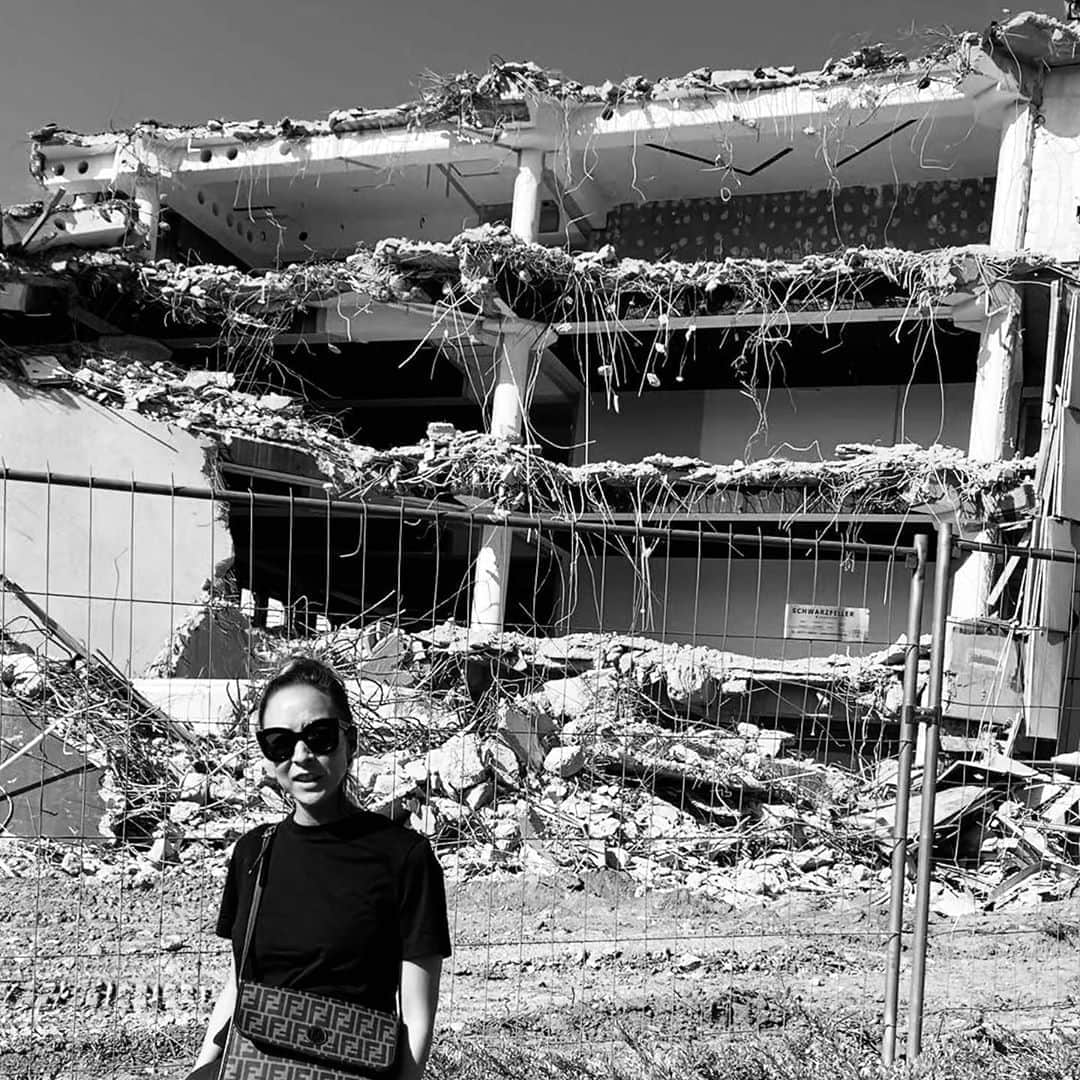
[949,98,1035,623]
[469,150,543,634]
[489,327,533,441]
[510,148,544,241]
[989,98,1037,251]
[133,175,161,259]
[950,287,1025,619]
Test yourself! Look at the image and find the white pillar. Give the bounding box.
[469,150,543,634]
[949,99,1035,623]
[989,98,1038,252]
[950,287,1024,619]
[133,175,160,259]
[510,149,544,240]
[470,325,533,632]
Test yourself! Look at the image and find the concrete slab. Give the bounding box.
[0,697,106,840]
[131,678,251,739]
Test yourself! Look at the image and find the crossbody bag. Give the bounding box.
[218,824,401,1080]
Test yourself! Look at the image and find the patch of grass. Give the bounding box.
[1,1023,200,1080]
[428,1018,1080,1080]
[5,1013,1079,1080]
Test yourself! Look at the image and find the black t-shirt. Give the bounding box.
[217,812,451,1013]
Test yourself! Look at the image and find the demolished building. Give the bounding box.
[2,12,1080,905]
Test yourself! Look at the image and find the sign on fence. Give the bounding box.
[784,603,870,642]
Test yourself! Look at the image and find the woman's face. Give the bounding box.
[260,683,352,825]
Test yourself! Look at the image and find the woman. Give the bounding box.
[187,656,451,1080]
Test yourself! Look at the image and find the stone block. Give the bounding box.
[497,700,558,772]
[484,739,521,789]
[134,678,254,739]
[179,770,210,804]
[435,732,486,796]
[362,629,414,686]
[464,780,493,812]
[543,745,585,779]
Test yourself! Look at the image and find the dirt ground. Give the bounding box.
[2,858,1078,1079]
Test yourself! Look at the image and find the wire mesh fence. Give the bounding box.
[1,468,1078,1078]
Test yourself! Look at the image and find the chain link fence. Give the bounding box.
[1,469,1078,1077]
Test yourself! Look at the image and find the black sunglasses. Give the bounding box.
[256,717,343,764]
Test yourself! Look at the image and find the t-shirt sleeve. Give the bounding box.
[215,847,242,940]
[216,828,261,940]
[398,836,451,960]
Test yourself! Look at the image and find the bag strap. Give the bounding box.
[237,823,277,983]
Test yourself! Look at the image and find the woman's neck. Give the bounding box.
[292,789,351,827]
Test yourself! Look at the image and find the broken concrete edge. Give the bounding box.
[142,587,254,681]
[0,347,1040,520]
[5,623,1080,911]
[25,34,985,151]
[986,11,1080,70]
[1,234,1073,331]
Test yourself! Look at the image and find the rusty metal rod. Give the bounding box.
[882,533,929,1065]
[907,521,953,1057]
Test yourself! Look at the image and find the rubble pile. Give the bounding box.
[64,353,363,488]
[852,754,1080,914]
[0,634,197,844]
[4,609,1078,908]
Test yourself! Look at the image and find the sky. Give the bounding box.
[0,0,1010,203]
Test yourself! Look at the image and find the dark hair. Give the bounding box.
[256,655,355,733]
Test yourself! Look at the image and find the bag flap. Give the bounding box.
[234,981,398,1072]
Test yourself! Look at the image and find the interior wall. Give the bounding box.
[605,178,995,261]
[0,383,233,675]
[577,383,974,464]
[576,390,704,462]
[565,553,930,658]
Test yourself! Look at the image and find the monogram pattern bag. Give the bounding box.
[218,826,400,1080]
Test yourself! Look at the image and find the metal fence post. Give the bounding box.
[882,533,929,1065]
[907,521,954,1057]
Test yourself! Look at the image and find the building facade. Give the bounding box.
[3,12,1080,754]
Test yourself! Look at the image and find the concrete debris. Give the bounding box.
[1,649,45,696]
[497,700,559,771]
[3,238,1074,398]
[131,679,250,739]
[544,745,586,779]
[435,733,487,796]
[484,739,522,790]
[3,612,1079,913]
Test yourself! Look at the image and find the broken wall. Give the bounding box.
[604,179,995,261]
[1022,67,1080,260]
[0,382,234,675]
[575,384,975,463]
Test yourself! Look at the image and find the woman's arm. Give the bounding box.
[192,954,237,1070]
[395,955,443,1080]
